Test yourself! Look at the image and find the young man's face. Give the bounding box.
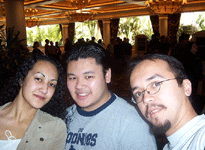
[130,59,191,136]
[67,58,111,112]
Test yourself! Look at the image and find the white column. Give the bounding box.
[102,20,111,47]
[159,15,168,37]
[62,24,69,45]
[4,0,27,46]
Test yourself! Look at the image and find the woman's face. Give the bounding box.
[19,60,58,110]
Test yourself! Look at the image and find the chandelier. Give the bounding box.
[145,0,187,14]
[70,0,91,9]
[66,10,95,22]
[25,8,38,17]
[69,12,94,22]
[25,8,39,27]
[26,18,39,28]
[66,0,94,22]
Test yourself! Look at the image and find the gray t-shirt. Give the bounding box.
[164,114,205,150]
[65,92,157,150]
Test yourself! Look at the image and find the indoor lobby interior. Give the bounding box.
[0,0,205,150]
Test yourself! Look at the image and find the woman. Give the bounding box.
[32,41,44,55]
[0,55,69,149]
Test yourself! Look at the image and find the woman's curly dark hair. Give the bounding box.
[0,54,69,120]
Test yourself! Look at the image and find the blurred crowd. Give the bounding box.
[32,33,204,114]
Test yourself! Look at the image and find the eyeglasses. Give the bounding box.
[132,78,177,104]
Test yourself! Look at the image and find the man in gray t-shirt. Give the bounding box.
[64,43,157,150]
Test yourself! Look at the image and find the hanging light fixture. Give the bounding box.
[69,13,94,22]
[26,18,39,28]
[66,0,94,22]
[70,0,91,9]
[25,8,39,27]
[145,0,187,14]
[25,8,38,17]
[67,10,95,22]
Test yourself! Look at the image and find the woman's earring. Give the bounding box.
[19,79,23,86]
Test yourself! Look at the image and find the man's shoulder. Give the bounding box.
[194,115,205,136]
[109,94,144,120]
[112,94,136,110]
[66,104,77,112]
[195,114,205,132]
[181,115,205,149]
[200,114,205,118]
[65,104,78,118]
[183,115,205,149]
[194,114,205,127]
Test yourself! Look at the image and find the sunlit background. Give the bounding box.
[26,11,205,47]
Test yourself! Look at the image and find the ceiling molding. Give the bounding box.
[0,0,205,25]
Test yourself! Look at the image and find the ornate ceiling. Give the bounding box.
[0,0,205,26]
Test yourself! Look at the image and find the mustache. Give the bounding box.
[145,103,167,118]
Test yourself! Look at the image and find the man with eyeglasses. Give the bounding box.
[129,54,205,150]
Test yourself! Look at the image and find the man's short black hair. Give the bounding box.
[128,54,189,86]
[66,43,111,76]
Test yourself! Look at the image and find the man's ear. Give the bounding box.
[105,68,111,84]
[182,79,192,97]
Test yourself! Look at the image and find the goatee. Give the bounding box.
[150,119,171,134]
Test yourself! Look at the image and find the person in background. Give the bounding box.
[63,38,72,61]
[64,38,72,54]
[64,43,157,150]
[170,33,190,62]
[160,36,170,55]
[32,41,43,55]
[55,42,61,60]
[114,38,123,66]
[89,36,96,44]
[182,42,203,114]
[147,33,160,54]
[75,38,85,45]
[97,39,104,47]
[86,38,89,43]
[129,54,205,150]
[49,41,57,58]
[106,38,116,56]
[122,37,132,68]
[44,39,50,56]
[0,55,68,150]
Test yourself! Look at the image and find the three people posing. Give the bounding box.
[2,42,204,150]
